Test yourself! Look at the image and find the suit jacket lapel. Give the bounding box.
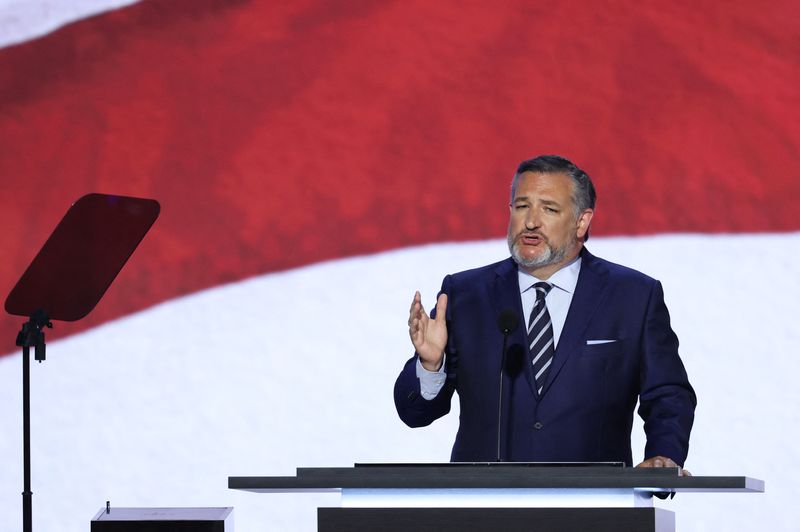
[491,258,539,398]
[540,247,609,395]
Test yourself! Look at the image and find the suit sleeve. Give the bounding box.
[637,280,697,466]
[394,276,457,428]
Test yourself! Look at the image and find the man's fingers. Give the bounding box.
[411,312,428,334]
[409,291,426,326]
[408,291,429,346]
[434,293,448,322]
[635,456,680,469]
[657,457,678,468]
[409,291,422,314]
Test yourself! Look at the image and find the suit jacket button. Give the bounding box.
[533,422,543,430]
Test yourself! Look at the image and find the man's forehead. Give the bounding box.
[514,171,573,198]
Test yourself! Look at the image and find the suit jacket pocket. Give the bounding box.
[581,339,623,357]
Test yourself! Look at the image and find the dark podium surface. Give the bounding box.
[229,463,764,493]
[229,464,764,532]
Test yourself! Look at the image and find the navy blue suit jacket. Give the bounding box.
[394,248,696,466]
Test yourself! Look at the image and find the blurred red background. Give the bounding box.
[1,0,797,351]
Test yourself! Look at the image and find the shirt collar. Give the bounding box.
[517,254,582,295]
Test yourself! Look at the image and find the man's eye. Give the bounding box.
[545,207,558,213]
[515,204,528,210]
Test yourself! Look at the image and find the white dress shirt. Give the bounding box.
[416,256,582,399]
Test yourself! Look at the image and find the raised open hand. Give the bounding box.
[408,291,448,371]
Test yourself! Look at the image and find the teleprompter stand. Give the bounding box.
[5,193,160,532]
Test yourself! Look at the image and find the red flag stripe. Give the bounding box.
[1,0,798,349]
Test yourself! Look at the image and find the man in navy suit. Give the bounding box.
[394,155,696,470]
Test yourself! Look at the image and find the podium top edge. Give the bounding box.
[228,465,764,493]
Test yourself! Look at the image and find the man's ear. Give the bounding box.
[576,209,594,240]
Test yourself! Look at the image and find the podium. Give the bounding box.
[229,464,764,532]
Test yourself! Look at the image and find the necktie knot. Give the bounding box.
[533,282,552,302]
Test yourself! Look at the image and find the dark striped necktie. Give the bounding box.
[528,282,555,395]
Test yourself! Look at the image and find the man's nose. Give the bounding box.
[525,210,540,230]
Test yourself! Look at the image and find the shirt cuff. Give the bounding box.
[416,355,446,400]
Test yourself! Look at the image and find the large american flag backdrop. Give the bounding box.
[1,1,797,531]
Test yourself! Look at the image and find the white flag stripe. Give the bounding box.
[1,233,797,532]
[0,0,142,48]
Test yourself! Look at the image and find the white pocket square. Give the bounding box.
[586,339,618,345]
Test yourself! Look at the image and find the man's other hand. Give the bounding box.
[636,455,692,476]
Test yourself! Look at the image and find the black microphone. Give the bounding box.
[496,309,519,461]
[497,309,519,335]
